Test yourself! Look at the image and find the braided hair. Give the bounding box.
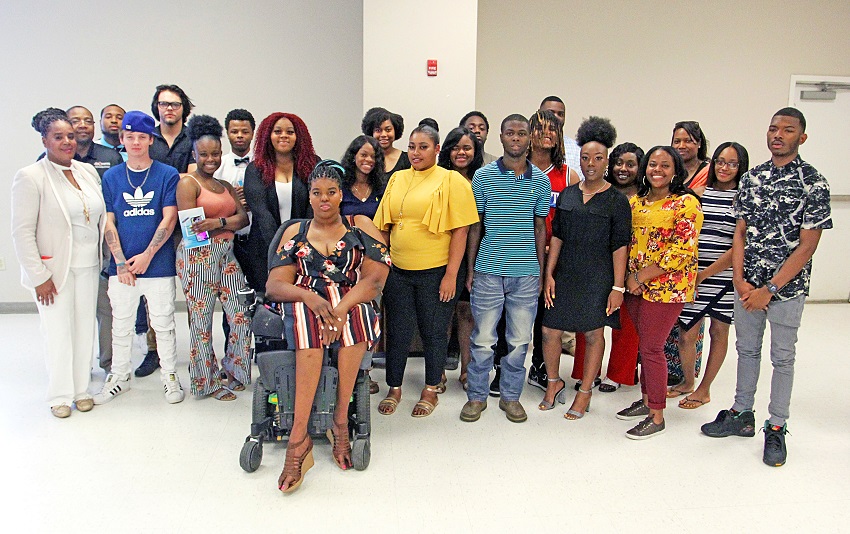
[529,109,564,170]
[31,107,70,136]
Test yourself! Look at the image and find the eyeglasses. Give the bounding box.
[157,101,183,110]
[714,159,739,169]
[70,118,94,126]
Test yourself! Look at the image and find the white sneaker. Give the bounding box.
[93,373,131,405]
[162,373,185,404]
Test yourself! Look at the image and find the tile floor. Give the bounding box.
[2,304,849,533]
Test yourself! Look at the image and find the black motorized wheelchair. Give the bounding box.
[237,222,372,473]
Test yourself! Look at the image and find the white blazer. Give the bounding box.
[11,158,107,292]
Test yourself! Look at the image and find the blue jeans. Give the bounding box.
[468,272,539,402]
[732,293,805,427]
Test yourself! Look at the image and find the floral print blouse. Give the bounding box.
[628,194,703,303]
[269,218,391,293]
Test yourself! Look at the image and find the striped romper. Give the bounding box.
[269,218,391,349]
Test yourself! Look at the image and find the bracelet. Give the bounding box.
[116,262,125,267]
[632,272,641,285]
[612,286,625,293]
[219,217,227,228]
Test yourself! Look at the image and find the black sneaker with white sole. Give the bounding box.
[489,365,501,397]
[526,365,547,391]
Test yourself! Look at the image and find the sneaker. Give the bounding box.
[162,373,185,404]
[489,365,501,398]
[51,404,71,418]
[526,365,547,391]
[626,416,666,440]
[93,373,131,404]
[498,399,527,423]
[700,409,756,438]
[762,422,788,467]
[75,398,94,412]
[616,399,650,420]
[134,351,160,377]
[460,400,487,422]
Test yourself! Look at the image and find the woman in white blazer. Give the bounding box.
[11,108,107,418]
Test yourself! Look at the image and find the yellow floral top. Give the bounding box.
[628,194,703,303]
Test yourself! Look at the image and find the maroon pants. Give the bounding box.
[572,303,640,386]
[624,294,684,410]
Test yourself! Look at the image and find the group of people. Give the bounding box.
[11,83,832,494]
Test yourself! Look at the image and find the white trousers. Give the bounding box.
[34,266,99,407]
[108,276,177,378]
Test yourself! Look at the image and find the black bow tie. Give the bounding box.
[234,157,249,166]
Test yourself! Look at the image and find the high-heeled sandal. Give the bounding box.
[326,422,352,470]
[565,387,592,420]
[278,435,314,493]
[538,377,567,411]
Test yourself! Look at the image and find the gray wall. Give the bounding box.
[0,0,363,302]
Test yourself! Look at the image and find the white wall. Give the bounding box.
[0,0,363,303]
[363,0,477,149]
[476,0,850,300]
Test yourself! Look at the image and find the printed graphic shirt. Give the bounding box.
[732,156,832,300]
[102,161,179,277]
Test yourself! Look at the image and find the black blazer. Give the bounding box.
[243,162,311,291]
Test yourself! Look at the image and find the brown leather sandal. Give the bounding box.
[278,435,314,493]
[378,387,401,415]
[326,422,352,470]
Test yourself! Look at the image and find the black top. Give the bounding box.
[149,125,194,173]
[385,151,410,183]
[36,143,123,179]
[242,162,311,291]
[542,184,632,332]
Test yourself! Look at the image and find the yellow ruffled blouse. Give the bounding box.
[373,165,478,270]
[628,193,703,303]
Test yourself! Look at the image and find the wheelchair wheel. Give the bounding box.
[239,439,263,472]
[354,375,371,434]
[351,437,370,471]
[252,379,269,425]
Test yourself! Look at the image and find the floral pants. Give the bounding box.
[177,240,251,396]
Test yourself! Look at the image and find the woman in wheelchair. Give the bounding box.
[266,161,390,493]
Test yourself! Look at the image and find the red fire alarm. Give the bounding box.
[427,59,437,77]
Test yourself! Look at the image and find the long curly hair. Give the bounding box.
[341,135,385,191]
[253,112,318,187]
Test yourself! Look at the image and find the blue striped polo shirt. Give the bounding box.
[472,158,551,277]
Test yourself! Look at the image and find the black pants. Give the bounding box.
[529,293,546,370]
[384,265,461,387]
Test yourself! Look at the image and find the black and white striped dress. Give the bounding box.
[679,187,736,330]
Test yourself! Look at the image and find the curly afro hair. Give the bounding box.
[31,107,70,136]
[186,114,223,143]
[361,107,404,140]
[576,116,617,148]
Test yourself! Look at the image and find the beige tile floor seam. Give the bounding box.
[2,305,849,532]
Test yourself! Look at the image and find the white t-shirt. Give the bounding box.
[275,181,293,225]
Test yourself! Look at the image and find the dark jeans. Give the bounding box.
[384,265,461,387]
[135,297,147,335]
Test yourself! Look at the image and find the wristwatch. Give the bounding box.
[766,281,779,295]
[219,217,227,228]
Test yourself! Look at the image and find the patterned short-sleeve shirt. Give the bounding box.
[732,156,832,300]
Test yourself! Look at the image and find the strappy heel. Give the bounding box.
[565,387,592,420]
[326,422,352,470]
[278,435,314,493]
[538,377,568,411]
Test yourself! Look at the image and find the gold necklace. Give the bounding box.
[396,174,428,229]
[352,183,371,202]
